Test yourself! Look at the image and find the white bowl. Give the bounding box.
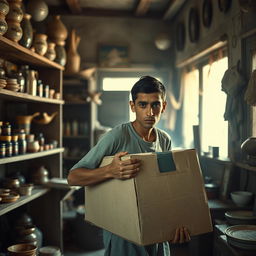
[230,191,253,207]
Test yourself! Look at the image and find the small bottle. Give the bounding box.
[20,65,30,93]
[2,122,11,136]
[0,143,6,158]
[37,79,43,97]
[44,85,49,98]
[5,141,13,157]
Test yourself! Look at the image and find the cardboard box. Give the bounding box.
[85,149,213,246]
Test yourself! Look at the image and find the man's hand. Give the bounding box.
[169,227,191,244]
[109,152,141,180]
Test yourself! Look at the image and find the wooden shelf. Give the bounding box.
[0,187,50,216]
[0,148,65,165]
[63,135,89,139]
[0,88,64,104]
[0,35,63,70]
[234,162,256,172]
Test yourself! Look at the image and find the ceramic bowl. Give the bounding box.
[18,184,34,196]
[7,243,37,256]
[1,192,20,203]
[230,191,253,207]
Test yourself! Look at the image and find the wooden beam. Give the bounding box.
[135,0,152,16]
[163,0,186,20]
[66,0,82,14]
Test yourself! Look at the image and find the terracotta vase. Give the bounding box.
[5,20,22,42]
[19,13,33,48]
[26,0,48,22]
[0,12,8,35]
[45,42,56,61]
[0,0,9,16]
[55,43,66,66]
[5,0,23,42]
[33,33,47,56]
[46,15,67,46]
[65,29,81,75]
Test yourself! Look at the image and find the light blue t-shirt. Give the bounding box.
[71,122,172,256]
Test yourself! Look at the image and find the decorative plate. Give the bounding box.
[218,0,232,13]
[175,22,185,51]
[202,0,213,28]
[225,211,256,220]
[188,7,200,43]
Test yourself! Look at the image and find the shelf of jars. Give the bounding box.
[0,148,64,165]
[0,88,64,104]
[0,35,63,70]
[0,187,50,216]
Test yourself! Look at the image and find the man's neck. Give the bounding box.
[131,121,156,142]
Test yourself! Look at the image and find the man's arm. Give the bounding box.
[67,151,141,186]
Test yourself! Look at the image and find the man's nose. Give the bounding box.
[146,106,154,116]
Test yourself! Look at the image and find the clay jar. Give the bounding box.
[27,140,40,153]
[33,33,48,56]
[46,15,67,46]
[0,0,9,36]
[20,13,33,48]
[55,43,66,66]
[65,29,81,75]
[45,42,56,61]
[5,0,23,42]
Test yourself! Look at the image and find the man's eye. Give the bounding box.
[152,103,160,108]
[139,103,146,108]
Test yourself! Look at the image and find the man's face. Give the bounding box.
[130,92,167,130]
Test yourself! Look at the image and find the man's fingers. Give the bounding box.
[171,228,180,244]
[179,227,185,243]
[183,227,191,242]
[115,151,128,159]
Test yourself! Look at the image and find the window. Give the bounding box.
[181,50,228,157]
[182,69,199,148]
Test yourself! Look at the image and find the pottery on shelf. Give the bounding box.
[19,13,33,48]
[26,0,48,22]
[55,43,66,66]
[5,0,23,42]
[46,15,68,46]
[33,33,48,56]
[65,29,81,75]
[16,112,40,134]
[33,112,58,125]
[0,0,9,36]
[45,42,56,61]
[0,0,9,16]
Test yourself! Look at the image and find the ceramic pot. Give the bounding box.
[6,0,23,23]
[46,15,67,46]
[16,112,40,134]
[241,137,256,156]
[0,13,8,35]
[65,29,81,74]
[20,13,33,48]
[5,20,22,42]
[45,42,56,61]
[0,0,9,16]
[27,140,40,153]
[33,33,47,56]
[55,44,66,66]
[26,0,48,22]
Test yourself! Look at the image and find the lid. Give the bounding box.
[225,210,256,220]
[225,225,256,242]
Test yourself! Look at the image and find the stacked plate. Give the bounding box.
[5,78,20,92]
[225,210,256,225]
[0,78,7,88]
[225,225,256,250]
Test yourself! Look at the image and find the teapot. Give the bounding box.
[16,112,40,134]
[33,112,58,125]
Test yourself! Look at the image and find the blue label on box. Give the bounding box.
[156,152,176,173]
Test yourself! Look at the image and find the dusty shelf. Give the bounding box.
[0,89,64,104]
[0,148,65,165]
[0,187,50,216]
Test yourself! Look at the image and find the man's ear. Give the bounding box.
[130,101,135,112]
[161,101,167,113]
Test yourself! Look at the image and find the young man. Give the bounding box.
[68,76,190,256]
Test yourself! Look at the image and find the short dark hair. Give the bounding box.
[131,76,166,102]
